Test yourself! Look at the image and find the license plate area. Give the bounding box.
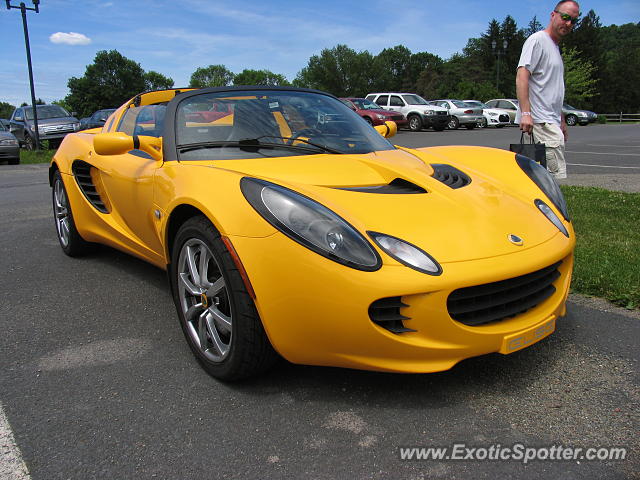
[500,317,556,354]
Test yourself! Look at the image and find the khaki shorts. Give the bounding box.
[526,123,566,179]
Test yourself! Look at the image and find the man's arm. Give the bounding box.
[516,66,533,133]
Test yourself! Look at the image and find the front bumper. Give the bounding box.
[0,145,20,161]
[230,229,574,373]
[421,114,450,129]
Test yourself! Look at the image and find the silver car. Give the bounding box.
[563,103,597,126]
[430,99,484,130]
[0,122,20,165]
[485,99,519,124]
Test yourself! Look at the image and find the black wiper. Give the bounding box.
[178,137,344,155]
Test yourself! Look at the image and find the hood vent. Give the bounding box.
[338,178,426,194]
[431,164,471,189]
[72,161,109,213]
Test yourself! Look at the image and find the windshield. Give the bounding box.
[24,105,70,120]
[451,100,470,108]
[465,101,487,108]
[401,94,428,105]
[176,90,395,160]
[563,103,576,110]
[351,99,383,110]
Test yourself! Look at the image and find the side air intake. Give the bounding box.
[72,161,109,213]
[368,296,415,334]
[431,164,471,189]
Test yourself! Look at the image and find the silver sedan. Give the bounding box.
[430,99,484,130]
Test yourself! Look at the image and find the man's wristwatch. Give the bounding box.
[521,111,531,116]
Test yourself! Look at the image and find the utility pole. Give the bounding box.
[6,0,41,150]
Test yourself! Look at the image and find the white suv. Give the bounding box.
[365,93,449,132]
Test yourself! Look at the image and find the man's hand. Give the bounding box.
[561,120,568,141]
[520,114,534,134]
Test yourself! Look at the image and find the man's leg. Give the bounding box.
[532,123,566,179]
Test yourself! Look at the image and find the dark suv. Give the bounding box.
[9,105,80,150]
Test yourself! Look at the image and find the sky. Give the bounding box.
[1,0,638,108]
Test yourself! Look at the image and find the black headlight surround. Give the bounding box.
[240,177,382,272]
[515,154,570,221]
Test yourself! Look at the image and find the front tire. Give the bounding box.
[565,114,577,126]
[408,115,422,132]
[52,170,93,256]
[478,117,488,128]
[170,216,277,381]
[447,117,460,130]
[24,133,36,151]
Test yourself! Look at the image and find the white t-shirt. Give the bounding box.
[516,30,564,125]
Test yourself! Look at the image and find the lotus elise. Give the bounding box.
[50,87,575,380]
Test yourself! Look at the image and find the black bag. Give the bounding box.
[510,132,547,167]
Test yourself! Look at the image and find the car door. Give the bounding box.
[9,108,25,143]
[375,95,390,110]
[88,104,166,263]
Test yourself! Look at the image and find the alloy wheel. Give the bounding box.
[177,238,232,362]
[53,178,70,247]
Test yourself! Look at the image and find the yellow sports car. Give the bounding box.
[50,87,575,380]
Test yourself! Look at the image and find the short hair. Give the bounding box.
[555,0,580,10]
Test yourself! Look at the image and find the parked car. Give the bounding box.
[340,97,407,128]
[463,100,511,128]
[430,99,484,130]
[485,99,519,124]
[365,92,449,132]
[50,86,574,381]
[562,104,597,126]
[0,121,20,164]
[79,108,117,130]
[0,118,10,129]
[9,104,80,150]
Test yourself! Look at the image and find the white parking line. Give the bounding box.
[567,163,640,169]
[566,150,640,157]
[0,402,30,480]
[585,144,640,148]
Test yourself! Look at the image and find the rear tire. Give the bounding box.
[465,123,475,130]
[170,216,278,381]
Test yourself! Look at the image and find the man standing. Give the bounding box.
[516,0,580,179]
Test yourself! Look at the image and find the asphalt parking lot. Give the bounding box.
[1,126,638,479]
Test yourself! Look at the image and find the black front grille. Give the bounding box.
[447,261,562,326]
[499,114,510,122]
[431,164,471,189]
[391,115,404,121]
[369,297,415,334]
[72,161,108,213]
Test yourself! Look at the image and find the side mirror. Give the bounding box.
[94,132,162,161]
[374,121,397,139]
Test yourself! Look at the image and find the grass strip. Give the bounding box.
[19,149,55,164]
[562,185,640,309]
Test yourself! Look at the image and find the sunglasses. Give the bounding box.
[554,10,580,24]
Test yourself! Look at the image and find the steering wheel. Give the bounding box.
[287,128,322,145]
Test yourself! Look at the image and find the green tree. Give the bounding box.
[144,71,175,91]
[524,16,544,37]
[563,47,598,106]
[294,44,374,96]
[233,69,290,86]
[65,50,147,117]
[1,101,16,118]
[20,98,45,107]
[189,65,235,88]
[52,99,74,113]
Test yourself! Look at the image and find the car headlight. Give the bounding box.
[241,178,381,271]
[368,232,442,275]
[376,114,386,120]
[488,112,498,117]
[424,110,435,115]
[578,112,587,117]
[73,122,80,131]
[515,154,570,221]
[535,199,569,237]
[0,138,18,146]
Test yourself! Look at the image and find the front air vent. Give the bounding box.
[72,161,108,213]
[368,296,415,334]
[431,164,471,189]
[447,261,562,326]
[339,178,426,194]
